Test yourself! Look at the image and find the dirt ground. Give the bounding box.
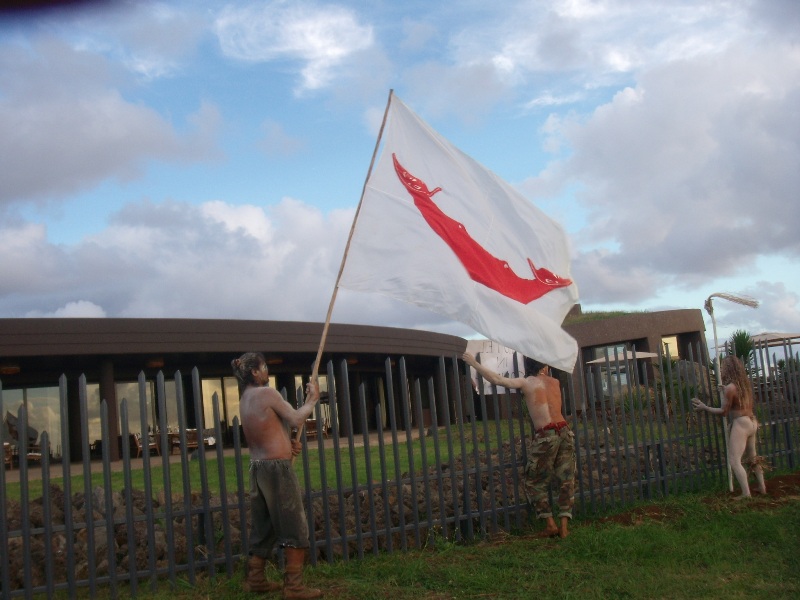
[596,470,800,526]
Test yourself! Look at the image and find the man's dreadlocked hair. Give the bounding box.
[231,352,266,394]
[720,355,754,411]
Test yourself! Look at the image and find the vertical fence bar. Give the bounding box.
[767,345,785,466]
[232,415,248,560]
[612,350,631,505]
[18,405,33,600]
[412,379,434,544]
[174,371,197,584]
[585,371,608,510]
[120,400,138,596]
[211,392,234,575]
[339,359,364,558]
[58,374,77,600]
[358,383,380,555]
[300,388,318,565]
[78,379,97,598]
[398,358,421,548]
[40,432,55,599]
[441,356,463,542]
[639,358,664,498]
[137,373,157,592]
[699,342,725,485]
[470,364,487,536]
[427,373,447,539]
[374,403,393,553]
[685,344,709,490]
[384,356,407,552]
[566,373,587,515]
[595,366,617,509]
[771,345,793,469]
[779,340,800,467]
[155,371,175,588]
[191,368,215,578]
[503,385,524,529]
[624,352,642,502]
[314,377,335,563]
[658,348,679,497]
[325,360,348,562]
[454,359,474,541]
[98,400,117,599]
[488,382,511,532]
[671,345,694,492]
[754,345,777,465]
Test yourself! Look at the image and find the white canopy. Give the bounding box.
[586,351,659,365]
[750,332,800,347]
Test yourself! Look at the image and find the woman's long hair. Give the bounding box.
[720,355,753,410]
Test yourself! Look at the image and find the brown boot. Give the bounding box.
[243,555,281,593]
[282,547,322,599]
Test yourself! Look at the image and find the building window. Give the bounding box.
[2,386,62,459]
[662,336,679,359]
[116,381,156,435]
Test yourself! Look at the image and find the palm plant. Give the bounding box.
[727,329,755,371]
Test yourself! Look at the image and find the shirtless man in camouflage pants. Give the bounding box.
[463,353,576,538]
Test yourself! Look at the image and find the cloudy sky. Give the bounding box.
[1,0,798,352]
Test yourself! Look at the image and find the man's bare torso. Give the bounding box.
[240,385,293,460]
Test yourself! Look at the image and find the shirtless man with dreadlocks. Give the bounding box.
[692,355,767,498]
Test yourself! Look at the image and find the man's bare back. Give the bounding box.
[240,386,294,461]
[462,352,564,429]
[522,374,565,430]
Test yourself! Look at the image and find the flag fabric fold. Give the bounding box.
[339,95,579,372]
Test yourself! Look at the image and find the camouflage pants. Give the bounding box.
[524,427,576,520]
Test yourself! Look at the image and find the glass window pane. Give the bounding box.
[163,379,179,431]
[85,383,102,445]
[223,377,239,426]
[25,386,61,458]
[2,389,24,447]
[116,381,155,435]
[662,336,679,359]
[201,379,223,429]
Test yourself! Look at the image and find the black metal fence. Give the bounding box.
[1,341,799,598]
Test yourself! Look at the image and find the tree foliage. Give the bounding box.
[727,329,754,369]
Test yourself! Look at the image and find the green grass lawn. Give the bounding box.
[2,413,779,501]
[64,471,800,600]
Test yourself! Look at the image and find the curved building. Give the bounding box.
[1,308,707,461]
[0,318,468,462]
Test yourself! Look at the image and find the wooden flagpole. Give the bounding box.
[293,89,395,449]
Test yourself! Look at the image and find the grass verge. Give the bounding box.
[66,471,800,600]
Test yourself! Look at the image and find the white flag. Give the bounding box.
[339,95,579,372]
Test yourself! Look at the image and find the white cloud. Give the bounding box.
[529,41,800,303]
[25,301,107,318]
[213,1,374,91]
[0,39,222,206]
[1,0,798,350]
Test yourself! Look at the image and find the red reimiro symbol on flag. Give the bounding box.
[392,154,572,304]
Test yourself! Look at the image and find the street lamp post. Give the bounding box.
[704,292,759,492]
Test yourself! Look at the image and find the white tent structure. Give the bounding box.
[751,332,800,347]
[586,351,659,365]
